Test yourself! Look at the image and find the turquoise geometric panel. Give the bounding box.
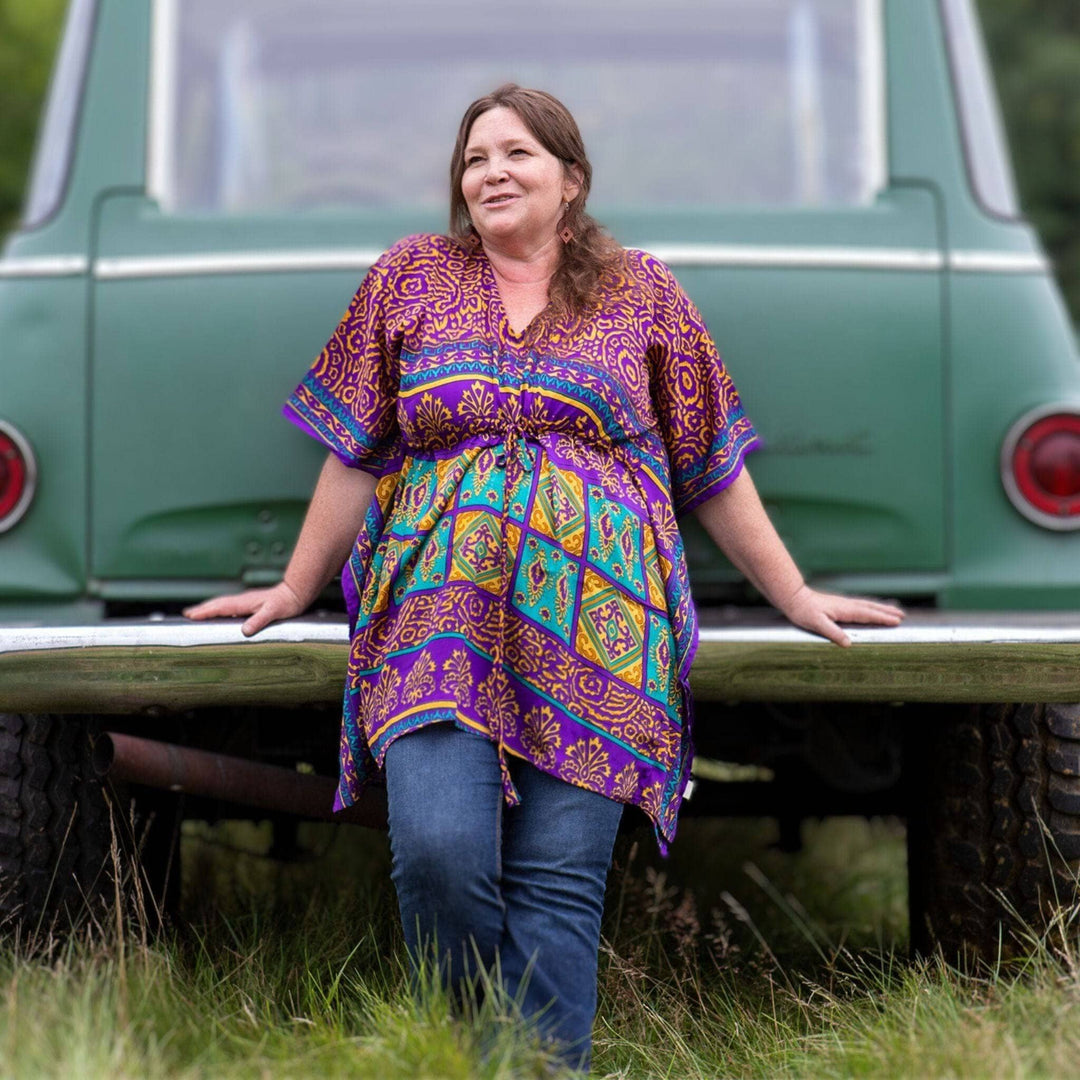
[396,458,439,527]
[586,484,646,600]
[512,532,580,645]
[456,449,505,511]
[645,610,677,706]
[414,516,453,591]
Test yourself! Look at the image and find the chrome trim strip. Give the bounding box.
[89,246,1050,280]
[949,250,1050,273]
[94,249,383,279]
[95,246,947,279]
[0,255,89,278]
[146,0,177,211]
[859,0,888,202]
[699,624,1080,646]
[0,618,350,654]
[643,245,944,271]
[6,614,1080,655]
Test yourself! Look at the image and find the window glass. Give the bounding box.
[160,0,881,214]
[939,0,1019,219]
[22,0,98,229]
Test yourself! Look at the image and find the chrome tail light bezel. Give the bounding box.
[1001,403,1080,531]
[0,420,38,533]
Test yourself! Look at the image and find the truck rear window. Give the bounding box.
[152,0,884,216]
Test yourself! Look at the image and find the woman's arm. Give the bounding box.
[183,453,376,637]
[692,468,903,646]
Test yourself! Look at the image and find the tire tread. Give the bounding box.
[910,703,1080,961]
[0,715,111,929]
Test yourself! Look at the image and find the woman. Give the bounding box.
[185,84,902,1069]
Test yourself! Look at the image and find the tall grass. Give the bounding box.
[3,815,1080,1078]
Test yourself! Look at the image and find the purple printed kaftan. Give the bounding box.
[284,234,759,848]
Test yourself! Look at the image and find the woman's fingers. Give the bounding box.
[785,588,905,647]
[810,613,852,648]
[827,597,904,625]
[241,604,278,638]
[241,586,301,636]
[183,590,268,621]
[868,600,905,619]
[183,583,306,636]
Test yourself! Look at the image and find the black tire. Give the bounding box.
[0,714,112,932]
[908,703,1080,962]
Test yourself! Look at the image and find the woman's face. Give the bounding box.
[461,107,580,251]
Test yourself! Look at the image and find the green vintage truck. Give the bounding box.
[3,0,1080,957]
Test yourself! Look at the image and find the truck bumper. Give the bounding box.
[2,611,1080,713]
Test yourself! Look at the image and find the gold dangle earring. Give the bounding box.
[559,201,575,244]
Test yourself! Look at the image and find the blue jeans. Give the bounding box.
[384,723,624,1071]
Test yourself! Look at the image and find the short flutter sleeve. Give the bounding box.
[283,246,406,476]
[645,256,760,516]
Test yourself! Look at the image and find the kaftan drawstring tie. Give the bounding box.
[491,422,535,806]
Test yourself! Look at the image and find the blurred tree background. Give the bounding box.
[0,0,1078,317]
[978,0,1080,317]
[0,0,65,233]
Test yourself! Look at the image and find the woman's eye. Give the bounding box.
[510,148,528,156]
[466,156,483,166]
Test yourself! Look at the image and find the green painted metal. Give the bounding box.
[0,277,89,600]
[943,272,1080,608]
[681,191,945,588]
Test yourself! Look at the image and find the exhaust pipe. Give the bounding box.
[94,731,387,830]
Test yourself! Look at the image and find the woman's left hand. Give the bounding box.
[780,584,904,648]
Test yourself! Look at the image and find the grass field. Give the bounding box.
[3,812,1080,1078]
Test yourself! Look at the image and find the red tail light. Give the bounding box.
[1002,407,1080,530]
[0,422,37,532]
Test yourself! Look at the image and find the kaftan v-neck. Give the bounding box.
[284,233,759,849]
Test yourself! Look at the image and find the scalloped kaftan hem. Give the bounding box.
[283,234,759,850]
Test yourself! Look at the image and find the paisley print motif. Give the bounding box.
[402,652,436,704]
[440,647,472,704]
[284,233,759,850]
[612,762,640,802]
[523,705,562,770]
[564,736,613,788]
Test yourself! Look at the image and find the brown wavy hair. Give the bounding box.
[448,84,623,320]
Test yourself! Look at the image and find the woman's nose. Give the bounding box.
[485,158,509,183]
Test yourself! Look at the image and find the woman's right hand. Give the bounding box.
[182,580,307,638]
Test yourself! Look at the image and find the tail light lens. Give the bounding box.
[1002,406,1080,530]
[0,422,37,532]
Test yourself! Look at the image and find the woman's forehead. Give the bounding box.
[465,107,538,150]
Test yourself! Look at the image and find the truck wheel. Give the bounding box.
[908,703,1080,962]
[0,714,112,931]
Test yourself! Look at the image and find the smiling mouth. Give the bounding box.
[483,194,519,206]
